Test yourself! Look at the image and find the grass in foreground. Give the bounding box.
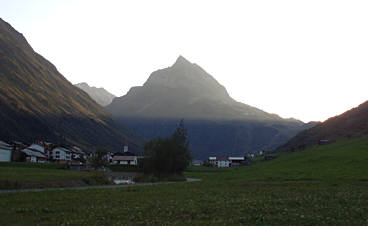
[0,136,367,225]
[0,180,367,225]
[0,164,110,189]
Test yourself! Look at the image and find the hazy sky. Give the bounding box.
[1,0,367,122]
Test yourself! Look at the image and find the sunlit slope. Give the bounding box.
[0,18,141,151]
[277,100,368,152]
[240,136,368,181]
[190,136,368,181]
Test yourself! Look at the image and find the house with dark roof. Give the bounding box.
[51,147,72,163]
[21,144,47,163]
[208,156,247,167]
[0,141,12,162]
[112,155,137,165]
[70,146,86,162]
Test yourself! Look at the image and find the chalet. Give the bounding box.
[70,146,86,162]
[229,157,246,166]
[52,147,72,163]
[0,141,12,162]
[191,160,203,166]
[208,156,247,167]
[112,143,137,165]
[112,155,137,165]
[21,144,47,163]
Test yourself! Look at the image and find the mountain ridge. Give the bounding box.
[108,56,290,121]
[0,18,142,152]
[75,82,116,106]
[276,100,368,152]
[106,56,312,159]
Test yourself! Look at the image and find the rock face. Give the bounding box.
[0,18,142,152]
[75,82,115,106]
[106,56,312,159]
[276,100,368,152]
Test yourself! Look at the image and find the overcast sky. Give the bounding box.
[1,0,368,122]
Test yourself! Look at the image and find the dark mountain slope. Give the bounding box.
[276,100,368,152]
[0,18,141,152]
[106,56,312,159]
[75,82,115,106]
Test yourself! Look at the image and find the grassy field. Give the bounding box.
[0,136,368,225]
[0,163,110,189]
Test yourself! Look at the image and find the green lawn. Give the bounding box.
[0,136,367,225]
[0,164,110,189]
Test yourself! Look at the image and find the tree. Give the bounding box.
[89,148,109,170]
[142,119,192,177]
[171,119,191,173]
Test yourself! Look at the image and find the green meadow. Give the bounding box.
[0,163,110,189]
[0,136,368,225]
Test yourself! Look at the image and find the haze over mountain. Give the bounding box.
[106,56,314,159]
[75,82,115,106]
[276,100,368,152]
[0,18,141,152]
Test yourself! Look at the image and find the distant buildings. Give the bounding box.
[0,139,142,167]
[0,139,89,164]
[208,156,247,167]
[191,160,203,166]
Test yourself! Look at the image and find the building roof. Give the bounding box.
[53,147,72,153]
[114,151,135,157]
[0,141,12,150]
[229,157,245,160]
[27,144,45,153]
[217,156,229,161]
[112,156,136,161]
[21,148,46,158]
[71,146,85,154]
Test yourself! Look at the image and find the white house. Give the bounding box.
[0,141,12,162]
[228,157,246,166]
[21,144,47,163]
[112,143,138,165]
[112,155,137,165]
[209,156,230,167]
[70,146,86,161]
[208,156,247,167]
[52,147,72,163]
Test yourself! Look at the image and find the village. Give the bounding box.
[0,139,268,168]
[0,140,140,167]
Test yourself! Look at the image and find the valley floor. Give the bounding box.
[0,179,367,225]
[0,136,367,225]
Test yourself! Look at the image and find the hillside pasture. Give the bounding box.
[0,136,368,225]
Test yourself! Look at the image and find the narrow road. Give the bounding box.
[0,178,202,194]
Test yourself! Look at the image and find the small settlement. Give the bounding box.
[208,156,248,168]
[0,140,139,166]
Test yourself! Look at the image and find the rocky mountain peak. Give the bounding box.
[172,55,192,67]
[75,82,115,107]
[142,56,230,102]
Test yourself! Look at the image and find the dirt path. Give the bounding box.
[0,178,201,194]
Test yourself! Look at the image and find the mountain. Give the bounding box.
[276,100,368,152]
[75,82,115,106]
[106,56,313,159]
[0,18,141,152]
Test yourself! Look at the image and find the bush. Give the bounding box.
[142,120,192,177]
